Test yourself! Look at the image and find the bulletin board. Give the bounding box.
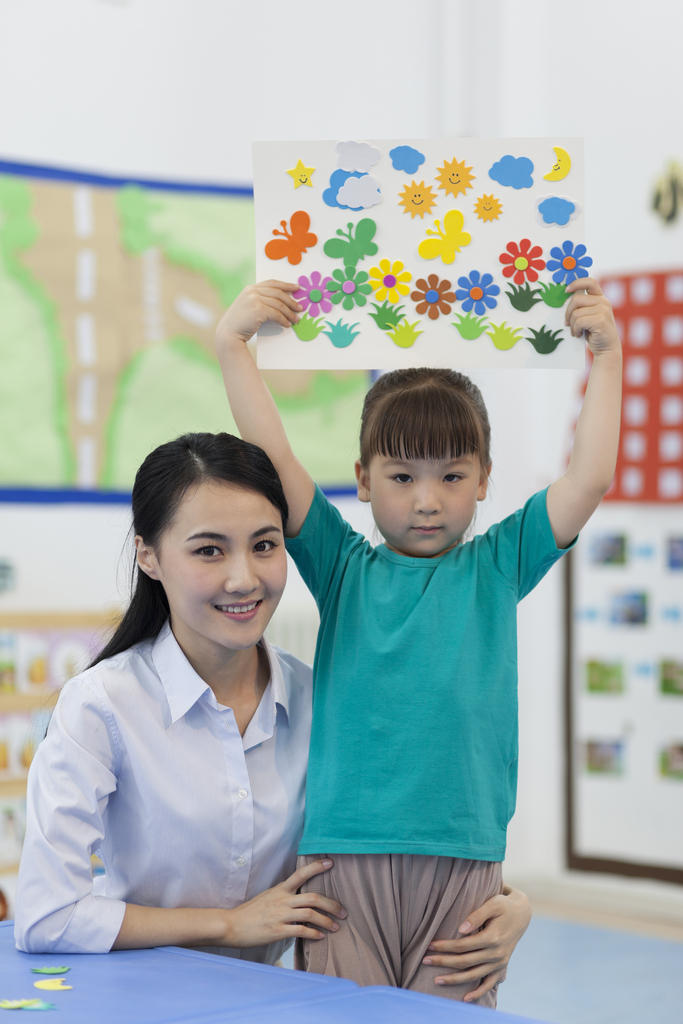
[566,269,683,883]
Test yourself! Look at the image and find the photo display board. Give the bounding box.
[254,138,586,370]
[567,268,683,881]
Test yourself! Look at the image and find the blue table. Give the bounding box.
[0,922,541,1022]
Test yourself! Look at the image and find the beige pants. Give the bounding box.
[295,853,503,1007]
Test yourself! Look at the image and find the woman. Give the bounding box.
[15,432,529,996]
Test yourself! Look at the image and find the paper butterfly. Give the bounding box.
[323,219,378,268]
[417,209,472,265]
[265,211,317,266]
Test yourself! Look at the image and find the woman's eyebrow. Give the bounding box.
[251,525,282,538]
[185,526,282,543]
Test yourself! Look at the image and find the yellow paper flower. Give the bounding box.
[369,259,412,303]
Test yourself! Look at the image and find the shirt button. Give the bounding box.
[238,788,248,799]
[236,856,246,867]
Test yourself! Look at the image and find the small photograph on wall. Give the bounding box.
[589,534,627,566]
[660,660,683,696]
[666,537,683,571]
[659,743,683,780]
[585,740,624,775]
[609,592,648,626]
[585,660,624,694]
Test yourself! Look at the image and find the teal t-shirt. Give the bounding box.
[287,486,573,861]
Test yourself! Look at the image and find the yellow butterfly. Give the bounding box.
[418,209,471,265]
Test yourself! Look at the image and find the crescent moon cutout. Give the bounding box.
[543,146,571,182]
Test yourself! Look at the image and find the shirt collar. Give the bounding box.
[151,621,290,728]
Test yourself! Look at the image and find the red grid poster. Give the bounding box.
[593,270,683,502]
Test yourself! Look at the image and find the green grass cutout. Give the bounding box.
[368,301,406,331]
[505,282,542,311]
[387,320,423,348]
[526,325,565,354]
[486,321,523,351]
[292,313,326,341]
[451,312,489,339]
[539,281,570,308]
[322,319,360,348]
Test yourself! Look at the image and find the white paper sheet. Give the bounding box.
[254,138,586,370]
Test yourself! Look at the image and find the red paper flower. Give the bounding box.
[410,274,456,320]
[499,239,545,284]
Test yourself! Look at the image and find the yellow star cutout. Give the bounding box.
[286,159,315,189]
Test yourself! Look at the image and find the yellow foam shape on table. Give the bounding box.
[33,977,73,990]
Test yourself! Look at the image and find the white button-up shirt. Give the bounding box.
[15,623,312,964]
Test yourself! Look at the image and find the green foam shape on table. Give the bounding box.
[30,968,69,975]
[0,999,42,1008]
[22,1002,57,1012]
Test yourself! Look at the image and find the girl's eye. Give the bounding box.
[394,474,412,484]
[444,474,461,482]
[254,539,277,552]
[196,545,221,557]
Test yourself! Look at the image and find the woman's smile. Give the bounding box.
[215,599,263,620]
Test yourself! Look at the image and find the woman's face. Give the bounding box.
[136,480,287,655]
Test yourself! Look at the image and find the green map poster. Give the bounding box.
[0,160,368,492]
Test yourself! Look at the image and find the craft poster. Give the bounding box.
[254,139,587,370]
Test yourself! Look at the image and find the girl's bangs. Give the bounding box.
[361,386,484,464]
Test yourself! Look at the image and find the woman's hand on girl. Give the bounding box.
[222,858,346,948]
[421,884,531,1001]
[216,281,302,350]
[564,277,621,356]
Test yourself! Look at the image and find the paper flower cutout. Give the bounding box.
[474,194,503,222]
[390,145,425,174]
[456,271,500,315]
[418,210,471,264]
[336,174,382,209]
[489,155,534,190]
[499,239,545,284]
[411,274,455,319]
[323,169,365,210]
[265,211,317,265]
[436,157,475,198]
[369,259,412,303]
[398,180,437,219]
[536,196,580,227]
[546,240,593,284]
[294,272,332,317]
[327,267,373,310]
[323,318,360,348]
[336,141,380,173]
[286,159,315,188]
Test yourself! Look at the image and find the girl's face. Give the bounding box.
[136,480,287,657]
[355,453,489,558]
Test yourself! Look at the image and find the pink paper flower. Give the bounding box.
[294,271,333,317]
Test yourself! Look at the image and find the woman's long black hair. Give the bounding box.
[91,432,288,667]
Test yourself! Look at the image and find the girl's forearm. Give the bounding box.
[112,903,233,950]
[567,346,622,496]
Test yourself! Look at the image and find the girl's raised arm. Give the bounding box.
[216,282,315,536]
[546,278,623,550]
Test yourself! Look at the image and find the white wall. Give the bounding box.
[1,0,682,880]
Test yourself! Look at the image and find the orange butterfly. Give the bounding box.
[265,211,317,265]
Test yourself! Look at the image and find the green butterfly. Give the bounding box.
[323,219,378,268]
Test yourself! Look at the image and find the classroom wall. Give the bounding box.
[1,0,681,879]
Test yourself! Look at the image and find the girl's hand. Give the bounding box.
[422,884,531,1002]
[565,277,621,357]
[216,281,302,351]
[223,858,346,948]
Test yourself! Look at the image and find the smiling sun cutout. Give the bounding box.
[474,193,503,222]
[398,180,437,219]
[286,159,315,189]
[436,157,475,199]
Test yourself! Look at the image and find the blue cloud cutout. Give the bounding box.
[489,155,534,190]
[389,145,425,175]
[323,169,364,210]
[538,196,576,226]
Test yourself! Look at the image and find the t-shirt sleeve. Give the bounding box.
[14,677,126,954]
[286,485,364,610]
[483,488,577,601]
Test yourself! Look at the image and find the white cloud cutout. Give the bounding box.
[335,174,382,209]
[336,140,381,173]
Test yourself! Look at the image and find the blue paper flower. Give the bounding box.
[456,271,500,315]
[546,241,593,284]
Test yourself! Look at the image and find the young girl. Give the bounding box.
[216,277,622,1005]
[15,431,529,982]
